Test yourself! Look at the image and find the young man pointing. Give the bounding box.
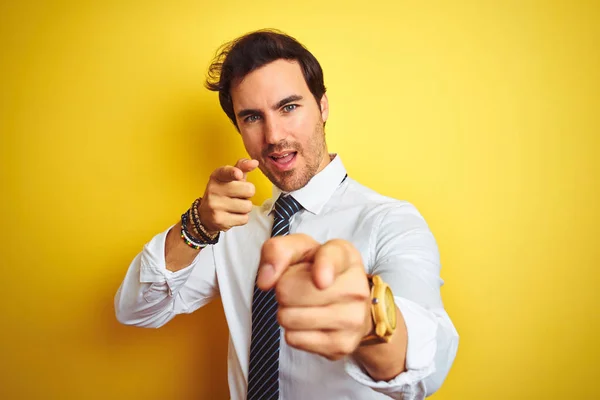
[115,29,458,399]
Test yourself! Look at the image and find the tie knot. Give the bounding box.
[274,195,302,221]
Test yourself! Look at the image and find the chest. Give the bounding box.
[215,206,375,301]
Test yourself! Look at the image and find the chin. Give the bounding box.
[258,160,315,192]
[271,170,311,192]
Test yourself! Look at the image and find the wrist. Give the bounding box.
[192,198,220,240]
[359,275,396,346]
[179,199,221,250]
[362,295,375,337]
[353,307,407,382]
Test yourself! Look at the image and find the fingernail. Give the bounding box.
[325,269,334,287]
[319,268,334,289]
[258,263,275,286]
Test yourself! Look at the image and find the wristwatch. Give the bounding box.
[360,274,397,345]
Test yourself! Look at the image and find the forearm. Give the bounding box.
[346,203,458,396]
[353,306,407,381]
[114,252,181,328]
[165,220,202,272]
[115,225,218,328]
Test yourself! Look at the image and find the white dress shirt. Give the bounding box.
[115,155,459,400]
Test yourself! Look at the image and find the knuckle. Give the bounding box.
[243,200,254,213]
[209,209,220,224]
[326,239,358,258]
[206,202,217,215]
[323,239,346,252]
[203,196,214,210]
[284,330,299,347]
[234,213,249,227]
[275,281,290,306]
[212,166,225,179]
[221,183,237,198]
[212,212,224,227]
[218,165,233,180]
[298,233,314,242]
[203,193,220,209]
[338,337,356,355]
[262,237,283,256]
[204,182,216,197]
[245,183,256,197]
[327,238,346,247]
[277,308,291,328]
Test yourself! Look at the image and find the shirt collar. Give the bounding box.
[268,154,347,215]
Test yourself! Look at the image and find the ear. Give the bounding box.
[319,93,329,122]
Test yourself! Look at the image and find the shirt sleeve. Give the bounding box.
[344,202,459,399]
[114,225,219,328]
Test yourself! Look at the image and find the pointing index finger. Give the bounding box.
[312,240,362,290]
[213,165,243,183]
[234,158,259,180]
[257,234,320,290]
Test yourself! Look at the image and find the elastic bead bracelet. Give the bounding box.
[180,229,202,250]
[188,207,210,242]
[191,198,220,242]
[180,212,203,250]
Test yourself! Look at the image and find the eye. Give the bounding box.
[282,104,297,113]
[244,114,261,123]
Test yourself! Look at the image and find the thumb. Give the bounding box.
[257,234,320,290]
[235,158,259,180]
[311,240,361,290]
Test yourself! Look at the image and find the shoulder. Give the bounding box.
[340,177,427,222]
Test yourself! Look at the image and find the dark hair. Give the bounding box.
[205,29,326,129]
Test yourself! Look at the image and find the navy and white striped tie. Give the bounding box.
[247,194,303,400]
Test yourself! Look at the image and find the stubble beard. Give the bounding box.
[260,122,326,192]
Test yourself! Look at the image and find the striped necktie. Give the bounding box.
[247,194,303,400]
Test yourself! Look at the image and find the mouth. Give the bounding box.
[267,151,298,171]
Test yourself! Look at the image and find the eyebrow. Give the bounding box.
[236,94,304,119]
[274,94,303,109]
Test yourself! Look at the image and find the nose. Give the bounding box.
[263,115,286,145]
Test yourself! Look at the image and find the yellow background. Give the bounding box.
[1,1,598,399]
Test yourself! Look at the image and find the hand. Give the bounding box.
[198,158,258,233]
[257,234,373,361]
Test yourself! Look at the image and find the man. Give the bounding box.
[115,29,458,399]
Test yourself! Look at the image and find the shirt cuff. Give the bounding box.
[138,225,204,296]
[344,296,438,398]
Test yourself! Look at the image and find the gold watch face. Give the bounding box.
[385,286,396,329]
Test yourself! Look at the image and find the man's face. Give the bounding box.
[230,59,329,192]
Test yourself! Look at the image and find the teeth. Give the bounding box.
[273,153,290,159]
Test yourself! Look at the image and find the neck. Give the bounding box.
[315,148,332,174]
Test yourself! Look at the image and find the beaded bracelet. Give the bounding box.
[180,212,204,250]
[188,207,210,242]
[191,198,220,241]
